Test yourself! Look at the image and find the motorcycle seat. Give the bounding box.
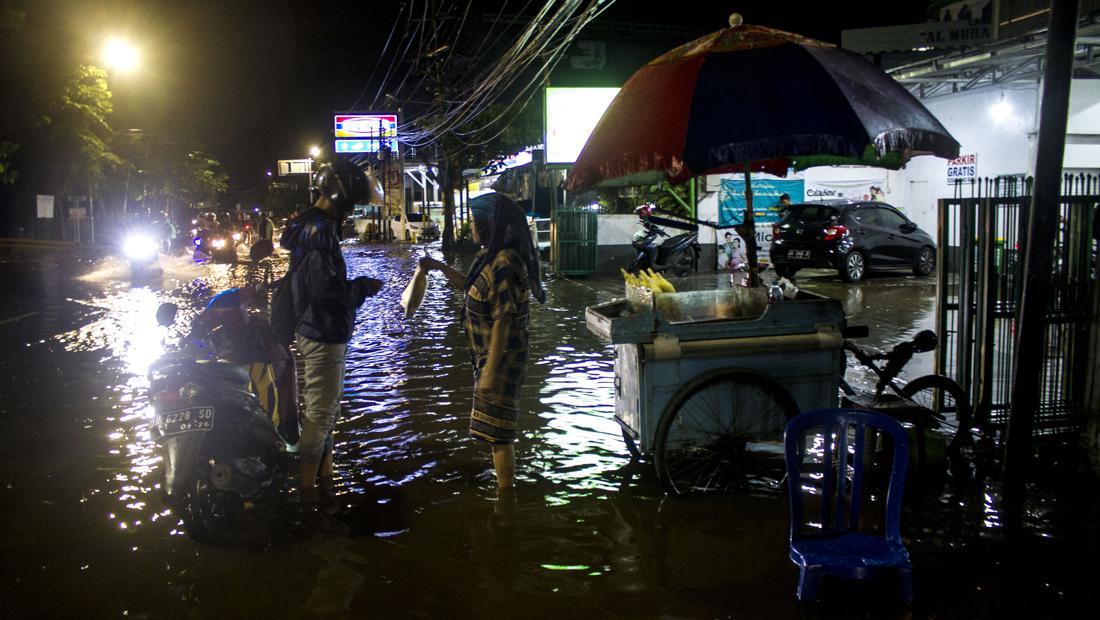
[660,233,690,249]
[199,362,251,386]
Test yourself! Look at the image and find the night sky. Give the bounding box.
[9,1,934,197]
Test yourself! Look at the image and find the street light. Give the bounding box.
[102,38,139,73]
[309,145,322,158]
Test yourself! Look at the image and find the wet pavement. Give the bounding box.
[0,243,1093,617]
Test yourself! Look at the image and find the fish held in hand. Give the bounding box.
[400,265,428,318]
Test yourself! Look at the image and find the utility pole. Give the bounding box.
[1004,0,1078,486]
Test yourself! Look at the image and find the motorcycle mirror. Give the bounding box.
[156,302,178,327]
[249,239,274,262]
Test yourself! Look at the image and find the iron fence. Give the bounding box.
[937,175,1098,437]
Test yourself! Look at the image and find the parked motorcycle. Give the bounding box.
[628,206,700,277]
[150,261,298,541]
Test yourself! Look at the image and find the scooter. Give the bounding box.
[628,216,701,277]
[192,229,239,264]
[150,267,298,541]
[122,231,162,281]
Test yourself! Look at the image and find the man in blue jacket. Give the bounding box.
[280,159,382,507]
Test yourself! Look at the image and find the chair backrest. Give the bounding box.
[784,408,909,545]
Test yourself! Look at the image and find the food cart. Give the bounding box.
[585,285,848,495]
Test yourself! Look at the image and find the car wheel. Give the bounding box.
[841,251,865,283]
[914,246,936,277]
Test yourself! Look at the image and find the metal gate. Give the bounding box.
[551,207,598,275]
[937,175,1098,436]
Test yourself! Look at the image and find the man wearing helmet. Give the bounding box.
[279,159,383,508]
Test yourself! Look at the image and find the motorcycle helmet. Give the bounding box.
[309,160,372,212]
[634,204,654,219]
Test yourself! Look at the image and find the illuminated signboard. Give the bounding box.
[545,87,620,164]
[333,113,399,154]
[334,138,399,153]
[334,114,397,138]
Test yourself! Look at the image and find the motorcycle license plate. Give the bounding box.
[788,249,811,260]
[156,407,215,437]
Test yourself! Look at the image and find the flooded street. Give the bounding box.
[0,243,1091,617]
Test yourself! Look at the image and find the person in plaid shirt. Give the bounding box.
[419,191,545,489]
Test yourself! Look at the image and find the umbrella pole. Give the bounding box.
[739,162,761,287]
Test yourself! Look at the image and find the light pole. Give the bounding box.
[98,38,140,243]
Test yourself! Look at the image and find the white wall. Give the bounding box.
[596,214,638,245]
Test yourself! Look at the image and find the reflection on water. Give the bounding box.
[0,245,1086,616]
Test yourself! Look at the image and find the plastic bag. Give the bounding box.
[400,265,427,318]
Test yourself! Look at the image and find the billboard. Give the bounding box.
[334,113,398,154]
[334,114,397,138]
[545,87,619,165]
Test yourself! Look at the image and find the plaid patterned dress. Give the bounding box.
[464,248,530,444]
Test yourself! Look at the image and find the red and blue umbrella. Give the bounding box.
[565,16,960,285]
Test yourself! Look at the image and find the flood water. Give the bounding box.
[0,243,1091,617]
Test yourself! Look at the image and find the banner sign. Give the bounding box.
[278,159,313,176]
[68,207,87,219]
[36,194,54,218]
[804,177,889,202]
[947,153,977,182]
[718,178,805,226]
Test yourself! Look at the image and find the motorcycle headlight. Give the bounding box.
[231,233,242,241]
[123,234,158,260]
[211,238,227,249]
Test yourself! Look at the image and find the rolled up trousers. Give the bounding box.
[296,334,347,465]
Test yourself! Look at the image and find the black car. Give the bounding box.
[770,200,936,283]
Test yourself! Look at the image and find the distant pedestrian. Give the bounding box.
[418,191,545,492]
[777,193,792,219]
[258,211,275,242]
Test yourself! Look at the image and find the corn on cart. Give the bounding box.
[585,285,848,495]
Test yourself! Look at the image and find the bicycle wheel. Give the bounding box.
[654,370,799,496]
[898,374,972,445]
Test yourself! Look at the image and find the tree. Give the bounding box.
[0,141,17,185]
[40,65,126,199]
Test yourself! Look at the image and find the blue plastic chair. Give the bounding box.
[783,408,913,603]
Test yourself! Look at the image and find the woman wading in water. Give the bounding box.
[419,191,545,490]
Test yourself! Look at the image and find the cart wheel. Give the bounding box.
[621,426,642,460]
[653,370,798,496]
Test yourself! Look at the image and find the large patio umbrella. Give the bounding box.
[565,14,960,286]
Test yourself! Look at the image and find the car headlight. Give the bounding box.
[123,234,158,261]
[211,238,227,249]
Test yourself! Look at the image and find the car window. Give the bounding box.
[876,207,908,229]
[786,204,839,222]
[850,207,879,226]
